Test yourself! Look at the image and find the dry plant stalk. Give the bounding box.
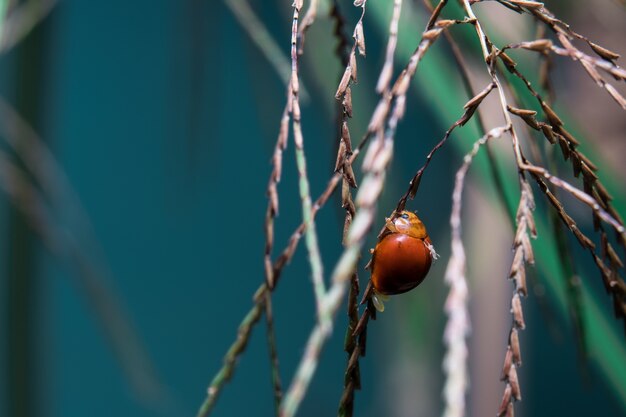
[201,0,626,416]
[198,0,323,415]
[443,125,509,417]
[460,1,626,415]
[333,2,369,416]
[494,3,626,332]
[498,180,536,417]
[281,2,456,416]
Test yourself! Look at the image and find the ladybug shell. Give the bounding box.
[371,233,432,295]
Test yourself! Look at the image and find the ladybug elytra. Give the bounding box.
[369,211,436,311]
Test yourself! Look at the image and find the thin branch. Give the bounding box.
[298,0,319,54]
[279,3,453,416]
[494,43,626,323]
[223,0,310,101]
[395,81,496,213]
[197,95,376,417]
[289,0,327,316]
[199,0,325,413]
[333,2,371,415]
[490,1,626,107]
[495,62,589,352]
[197,302,264,417]
[421,0,516,224]
[460,2,531,415]
[443,125,509,417]
[338,2,405,414]
[497,179,535,417]
[462,1,625,237]
[461,1,625,413]
[264,293,283,414]
[501,38,626,109]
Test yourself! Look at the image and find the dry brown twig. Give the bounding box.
[198,0,323,414]
[419,0,516,224]
[394,81,496,213]
[334,2,371,416]
[501,37,626,108]
[280,2,458,416]
[492,12,626,331]
[443,125,509,417]
[461,1,625,414]
[200,0,626,416]
[497,46,625,248]
[498,179,536,417]
[223,0,310,102]
[460,0,550,414]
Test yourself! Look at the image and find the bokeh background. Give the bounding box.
[1,1,625,417]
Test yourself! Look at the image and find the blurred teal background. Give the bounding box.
[1,1,625,417]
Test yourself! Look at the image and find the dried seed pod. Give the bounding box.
[540,124,556,144]
[512,293,526,329]
[510,0,544,9]
[607,244,624,268]
[334,140,347,172]
[572,228,595,250]
[541,101,563,126]
[508,365,522,401]
[343,88,353,117]
[578,152,598,171]
[571,152,582,177]
[336,66,352,99]
[354,21,366,56]
[510,328,522,366]
[350,52,358,82]
[519,39,553,53]
[558,127,579,146]
[501,347,513,380]
[498,52,517,72]
[422,28,443,41]
[589,41,620,61]
[344,162,358,188]
[513,268,528,296]
[498,384,513,417]
[556,134,571,160]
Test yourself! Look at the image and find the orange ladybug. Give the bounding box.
[369,211,436,311]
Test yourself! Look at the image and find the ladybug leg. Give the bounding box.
[424,240,439,260]
[371,289,390,313]
[364,258,372,270]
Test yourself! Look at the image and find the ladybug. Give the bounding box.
[369,211,436,311]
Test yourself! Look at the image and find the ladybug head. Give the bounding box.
[391,211,427,239]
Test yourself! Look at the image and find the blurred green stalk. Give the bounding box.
[5,13,46,417]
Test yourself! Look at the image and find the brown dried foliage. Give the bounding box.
[201,1,626,416]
